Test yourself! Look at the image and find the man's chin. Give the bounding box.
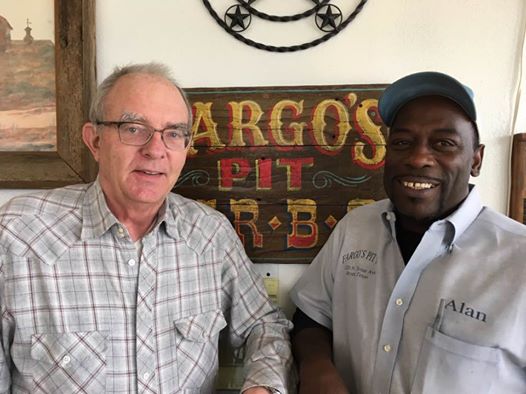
[127,187,168,207]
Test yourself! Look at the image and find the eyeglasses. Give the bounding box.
[96,120,191,150]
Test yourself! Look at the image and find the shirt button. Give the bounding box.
[61,355,71,366]
[383,344,392,352]
[395,298,403,306]
[117,227,125,237]
[143,372,150,380]
[128,259,136,267]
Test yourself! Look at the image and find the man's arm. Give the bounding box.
[292,309,349,394]
[221,230,295,393]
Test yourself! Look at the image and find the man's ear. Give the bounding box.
[82,122,101,162]
[470,144,485,177]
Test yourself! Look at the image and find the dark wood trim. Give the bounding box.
[510,132,526,224]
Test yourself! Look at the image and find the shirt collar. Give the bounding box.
[80,178,176,241]
[163,195,185,241]
[80,178,119,240]
[162,194,216,254]
[381,184,483,245]
[441,184,483,245]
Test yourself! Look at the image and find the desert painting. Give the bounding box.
[0,0,55,151]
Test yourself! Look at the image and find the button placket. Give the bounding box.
[372,226,447,394]
[135,247,156,389]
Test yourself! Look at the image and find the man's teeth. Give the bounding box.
[402,181,434,190]
[142,170,160,175]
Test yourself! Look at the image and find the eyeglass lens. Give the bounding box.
[118,122,190,150]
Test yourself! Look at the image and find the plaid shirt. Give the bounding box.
[0,181,294,393]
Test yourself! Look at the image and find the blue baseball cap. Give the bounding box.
[378,71,477,127]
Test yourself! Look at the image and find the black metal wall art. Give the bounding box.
[202,0,369,52]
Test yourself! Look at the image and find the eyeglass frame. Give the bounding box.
[95,120,192,150]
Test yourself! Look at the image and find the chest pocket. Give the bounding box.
[174,310,227,390]
[411,326,499,394]
[411,326,526,394]
[30,330,107,393]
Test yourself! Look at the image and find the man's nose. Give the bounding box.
[141,130,166,157]
[406,144,435,168]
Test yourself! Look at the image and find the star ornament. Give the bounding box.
[315,4,343,32]
[225,5,251,32]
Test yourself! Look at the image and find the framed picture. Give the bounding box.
[0,0,97,188]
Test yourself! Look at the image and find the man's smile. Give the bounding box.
[396,176,440,192]
[134,169,165,176]
[401,180,437,190]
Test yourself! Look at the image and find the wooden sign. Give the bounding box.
[510,133,526,224]
[176,85,388,263]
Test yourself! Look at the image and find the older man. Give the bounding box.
[0,63,293,393]
[290,71,526,394]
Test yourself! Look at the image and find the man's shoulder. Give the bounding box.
[0,184,88,222]
[167,192,226,222]
[321,199,389,244]
[339,199,390,225]
[165,193,239,251]
[478,207,526,238]
[0,184,89,258]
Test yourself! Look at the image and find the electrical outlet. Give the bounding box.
[254,263,278,280]
[253,264,279,304]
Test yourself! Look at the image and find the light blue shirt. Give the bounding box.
[290,187,526,394]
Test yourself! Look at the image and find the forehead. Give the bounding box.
[104,73,188,122]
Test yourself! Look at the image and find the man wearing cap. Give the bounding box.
[290,71,526,394]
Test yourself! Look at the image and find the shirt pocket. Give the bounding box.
[30,330,107,394]
[411,326,498,394]
[173,309,227,389]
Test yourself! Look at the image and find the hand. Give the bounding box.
[243,387,273,394]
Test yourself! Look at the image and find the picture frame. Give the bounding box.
[510,132,526,224]
[0,0,97,188]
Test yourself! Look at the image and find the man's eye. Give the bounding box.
[435,140,457,149]
[122,123,146,134]
[388,139,411,148]
[165,129,184,139]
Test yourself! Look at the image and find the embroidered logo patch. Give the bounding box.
[341,249,377,279]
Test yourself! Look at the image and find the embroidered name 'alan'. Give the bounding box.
[445,300,487,322]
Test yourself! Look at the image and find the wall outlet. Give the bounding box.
[253,264,279,304]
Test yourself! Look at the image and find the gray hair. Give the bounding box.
[89,62,193,126]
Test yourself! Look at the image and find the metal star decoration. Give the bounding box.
[315,4,343,32]
[225,5,251,32]
[203,0,369,52]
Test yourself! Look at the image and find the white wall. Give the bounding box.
[2,0,525,316]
